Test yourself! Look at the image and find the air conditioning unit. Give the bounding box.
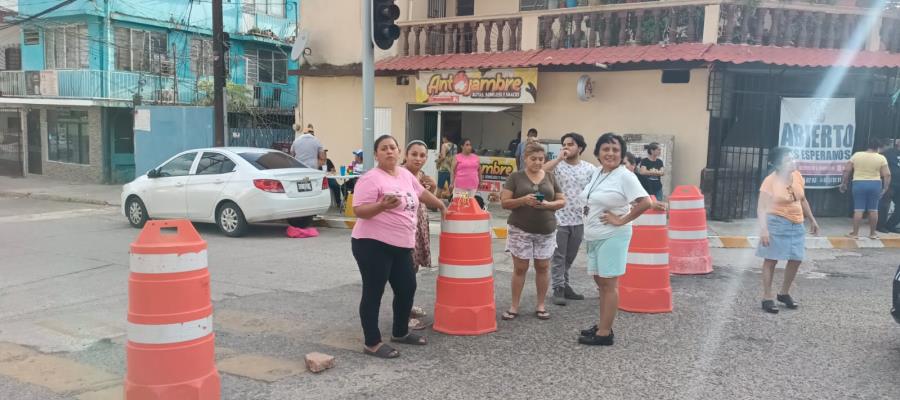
[155,89,175,103]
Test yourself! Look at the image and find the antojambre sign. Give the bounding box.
[416,68,538,104]
[778,98,855,189]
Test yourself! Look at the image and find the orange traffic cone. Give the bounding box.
[668,186,712,275]
[433,196,497,336]
[619,196,672,313]
[126,220,220,400]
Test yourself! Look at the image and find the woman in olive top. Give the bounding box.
[841,138,892,239]
[757,147,819,314]
[500,143,565,321]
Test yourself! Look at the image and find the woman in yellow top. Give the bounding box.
[757,147,819,314]
[840,139,892,239]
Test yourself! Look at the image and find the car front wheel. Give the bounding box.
[217,201,248,237]
[126,197,149,228]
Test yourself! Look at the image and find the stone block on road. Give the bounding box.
[305,352,335,373]
[217,354,306,382]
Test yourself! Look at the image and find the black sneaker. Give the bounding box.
[580,324,598,337]
[552,287,567,306]
[776,294,799,309]
[578,330,614,346]
[762,299,779,314]
[564,285,585,300]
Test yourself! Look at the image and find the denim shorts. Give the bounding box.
[585,227,632,278]
[852,180,881,212]
[756,215,805,261]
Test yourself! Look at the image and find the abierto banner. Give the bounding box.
[778,98,856,189]
[416,68,538,104]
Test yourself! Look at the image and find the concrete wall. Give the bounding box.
[473,0,519,16]
[38,107,105,183]
[301,76,415,166]
[522,70,711,187]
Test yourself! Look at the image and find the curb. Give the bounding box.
[0,191,119,207]
[316,216,898,249]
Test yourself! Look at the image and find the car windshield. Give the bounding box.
[239,151,306,170]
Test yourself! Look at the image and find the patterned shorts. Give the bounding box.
[506,225,557,260]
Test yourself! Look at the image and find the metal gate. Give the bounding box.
[0,109,22,177]
[707,66,900,221]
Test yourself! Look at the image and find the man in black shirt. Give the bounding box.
[878,140,900,233]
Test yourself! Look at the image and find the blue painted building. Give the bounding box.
[1,0,299,183]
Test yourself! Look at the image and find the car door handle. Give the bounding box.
[214,179,224,184]
[175,182,184,187]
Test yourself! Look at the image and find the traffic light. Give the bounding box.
[372,0,400,50]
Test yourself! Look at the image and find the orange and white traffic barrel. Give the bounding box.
[433,196,497,336]
[668,186,712,275]
[126,220,220,400]
[619,196,672,313]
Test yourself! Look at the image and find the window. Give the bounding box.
[520,0,549,11]
[246,48,286,84]
[115,27,169,74]
[196,152,236,175]
[158,153,197,177]
[190,38,214,78]
[24,28,40,45]
[245,0,285,17]
[47,110,89,165]
[4,47,21,70]
[43,25,88,69]
[456,0,474,16]
[239,151,303,170]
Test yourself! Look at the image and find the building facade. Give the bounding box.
[295,0,900,218]
[1,0,299,183]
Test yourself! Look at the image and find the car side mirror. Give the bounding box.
[147,168,160,178]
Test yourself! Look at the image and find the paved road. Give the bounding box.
[0,197,898,399]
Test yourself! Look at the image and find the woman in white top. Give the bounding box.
[578,133,652,346]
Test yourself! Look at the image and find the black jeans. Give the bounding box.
[351,238,417,347]
[878,186,900,230]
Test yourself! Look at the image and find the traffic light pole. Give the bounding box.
[213,0,225,147]
[361,0,375,170]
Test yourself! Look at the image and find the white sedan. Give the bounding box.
[121,147,331,237]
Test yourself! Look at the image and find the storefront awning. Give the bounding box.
[413,105,511,113]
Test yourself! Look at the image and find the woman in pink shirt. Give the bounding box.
[351,135,446,359]
[451,138,481,198]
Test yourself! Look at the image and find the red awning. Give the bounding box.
[703,44,900,68]
[375,43,900,71]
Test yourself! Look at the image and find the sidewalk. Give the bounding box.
[0,175,122,206]
[2,175,898,249]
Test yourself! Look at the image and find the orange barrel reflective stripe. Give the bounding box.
[619,196,673,313]
[433,196,497,336]
[667,186,713,275]
[125,220,220,400]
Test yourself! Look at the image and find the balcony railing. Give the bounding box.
[0,70,296,110]
[718,3,874,49]
[390,0,900,55]
[539,3,706,48]
[399,16,523,56]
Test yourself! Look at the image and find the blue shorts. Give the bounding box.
[756,215,805,261]
[437,171,451,192]
[585,227,632,278]
[852,180,882,212]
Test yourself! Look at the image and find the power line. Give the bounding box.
[0,0,78,32]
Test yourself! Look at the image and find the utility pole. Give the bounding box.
[361,0,375,170]
[212,0,225,147]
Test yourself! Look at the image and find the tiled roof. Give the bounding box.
[375,43,900,71]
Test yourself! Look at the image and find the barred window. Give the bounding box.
[190,38,214,78]
[47,110,90,165]
[43,25,89,69]
[246,48,286,84]
[114,27,169,74]
[244,0,285,17]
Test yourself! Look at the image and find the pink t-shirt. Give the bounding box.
[454,153,480,190]
[351,167,425,248]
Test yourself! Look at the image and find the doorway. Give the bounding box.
[26,110,41,174]
[0,110,22,177]
[109,108,135,183]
